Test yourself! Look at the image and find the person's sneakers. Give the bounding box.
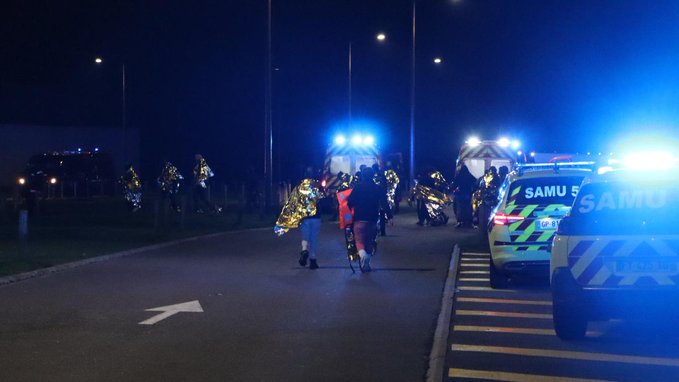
[298,250,309,267]
[309,259,319,270]
[359,257,372,273]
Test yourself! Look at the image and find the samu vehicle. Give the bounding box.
[488,162,593,288]
[551,166,679,340]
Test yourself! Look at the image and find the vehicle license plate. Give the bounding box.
[537,218,560,230]
[615,259,678,274]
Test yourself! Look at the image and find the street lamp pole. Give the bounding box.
[348,42,352,128]
[122,63,127,161]
[409,0,417,186]
[265,0,273,209]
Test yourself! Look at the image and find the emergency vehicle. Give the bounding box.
[455,137,522,179]
[488,162,594,288]
[551,163,679,340]
[322,134,381,192]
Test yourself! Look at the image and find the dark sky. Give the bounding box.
[3,0,679,180]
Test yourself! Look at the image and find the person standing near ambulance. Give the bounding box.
[347,166,391,272]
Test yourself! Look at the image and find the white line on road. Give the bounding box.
[138,300,204,325]
[458,278,489,282]
[456,310,552,319]
[449,368,614,382]
[451,344,679,367]
[454,325,554,336]
[458,286,516,292]
[460,270,489,274]
[457,297,551,305]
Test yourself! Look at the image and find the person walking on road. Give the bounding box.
[297,167,323,270]
[452,165,476,228]
[348,166,391,272]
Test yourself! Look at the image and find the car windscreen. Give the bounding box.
[507,176,584,205]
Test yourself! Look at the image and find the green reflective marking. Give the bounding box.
[516,223,536,242]
[537,230,555,242]
[519,205,537,217]
[505,204,517,213]
[511,186,522,197]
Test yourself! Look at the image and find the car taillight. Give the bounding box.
[493,212,525,225]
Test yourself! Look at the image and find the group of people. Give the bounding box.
[452,164,508,228]
[120,154,221,214]
[275,163,395,273]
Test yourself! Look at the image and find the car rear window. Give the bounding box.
[508,176,584,205]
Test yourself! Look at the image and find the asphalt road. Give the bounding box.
[445,251,679,382]
[0,211,470,382]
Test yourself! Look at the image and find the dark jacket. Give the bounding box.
[452,167,476,196]
[347,182,389,223]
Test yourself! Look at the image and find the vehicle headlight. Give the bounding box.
[49,177,58,184]
[18,177,26,185]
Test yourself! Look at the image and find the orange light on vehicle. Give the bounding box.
[18,177,26,185]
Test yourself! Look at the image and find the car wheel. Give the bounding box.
[552,296,587,340]
[489,256,509,289]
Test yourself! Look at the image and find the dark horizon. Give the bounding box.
[3,0,679,181]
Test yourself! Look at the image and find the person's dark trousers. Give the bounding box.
[193,185,209,211]
[417,199,428,224]
[378,209,387,236]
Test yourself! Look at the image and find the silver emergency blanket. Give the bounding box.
[275,179,326,236]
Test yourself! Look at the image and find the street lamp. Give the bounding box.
[433,57,443,64]
[94,57,127,161]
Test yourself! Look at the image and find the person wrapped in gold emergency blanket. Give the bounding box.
[121,164,142,212]
[410,169,450,226]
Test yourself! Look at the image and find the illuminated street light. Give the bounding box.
[376,33,386,41]
[94,57,103,64]
[433,57,442,64]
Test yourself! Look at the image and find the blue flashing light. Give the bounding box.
[363,135,375,146]
[334,135,347,146]
[498,137,511,148]
[511,140,521,149]
[351,135,363,146]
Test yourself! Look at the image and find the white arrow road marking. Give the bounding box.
[138,300,204,325]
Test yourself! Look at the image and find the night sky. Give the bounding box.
[3,0,679,181]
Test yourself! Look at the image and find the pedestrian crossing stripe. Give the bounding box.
[456,297,551,305]
[451,344,679,367]
[458,278,489,282]
[456,310,552,319]
[460,270,489,274]
[448,368,614,382]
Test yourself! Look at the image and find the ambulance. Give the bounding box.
[551,157,679,340]
[322,134,381,193]
[455,137,522,179]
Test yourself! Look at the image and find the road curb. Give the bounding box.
[0,227,271,287]
[426,244,460,382]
